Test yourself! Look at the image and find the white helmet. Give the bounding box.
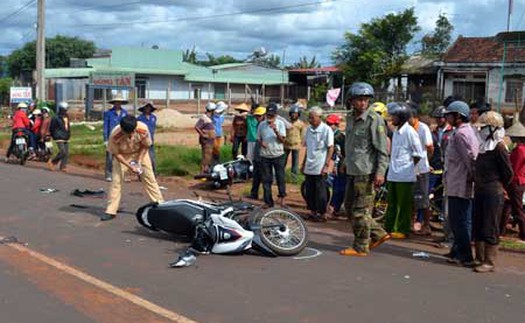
[216,101,228,113]
[32,109,42,115]
[58,101,69,110]
[205,102,217,112]
[17,102,28,109]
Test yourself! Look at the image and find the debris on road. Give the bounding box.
[71,188,106,198]
[40,188,59,193]
[412,252,430,258]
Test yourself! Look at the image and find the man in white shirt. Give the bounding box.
[409,108,434,235]
[385,102,424,239]
[302,107,334,221]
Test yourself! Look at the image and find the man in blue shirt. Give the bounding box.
[103,95,128,181]
[137,102,158,174]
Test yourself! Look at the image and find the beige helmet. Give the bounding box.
[479,111,504,128]
[506,112,525,138]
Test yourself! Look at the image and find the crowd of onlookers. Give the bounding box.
[194,82,525,273]
[6,82,525,272]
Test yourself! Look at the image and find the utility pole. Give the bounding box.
[36,0,46,101]
[507,0,513,32]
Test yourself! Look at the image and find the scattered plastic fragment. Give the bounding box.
[412,252,430,258]
[40,188,59,193]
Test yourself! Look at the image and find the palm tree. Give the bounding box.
[290,55,321,69]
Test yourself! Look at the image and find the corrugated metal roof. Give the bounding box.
[45,47,287,84]
[208,63,252,70]
[45,68,93,78]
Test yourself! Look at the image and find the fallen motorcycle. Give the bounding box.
[136,197,309,267]
[194,156,253,189]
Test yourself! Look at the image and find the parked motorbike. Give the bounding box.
[136,197,309,267]
[35,136,53,162]
[194,156,253,189]
[11,128,29,165]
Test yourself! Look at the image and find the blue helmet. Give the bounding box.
[347,82,374,99]
[445,100,470,119]
[289,103,302,116]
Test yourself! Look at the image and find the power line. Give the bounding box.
[67,0,174,15]
[0,0,37,25]
[75,0,346,29]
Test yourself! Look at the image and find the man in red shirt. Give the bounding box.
[6,102,31,160]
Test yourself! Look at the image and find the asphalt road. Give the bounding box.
[0,161,524,323]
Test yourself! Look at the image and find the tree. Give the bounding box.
[332,7,420,88]
[421,14,454,57]
[182,46,198,64]
[290,56,320,69]
[0,77,13,105]
[202,53,243,66]
[7,35,96,78]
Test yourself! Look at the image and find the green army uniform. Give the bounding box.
[345,107,389,253]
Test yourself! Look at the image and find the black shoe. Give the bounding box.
[100,213,115,221]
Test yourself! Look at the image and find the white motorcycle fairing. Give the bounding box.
[209,211,254,254]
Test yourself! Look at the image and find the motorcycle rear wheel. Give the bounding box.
[253,208,308,256]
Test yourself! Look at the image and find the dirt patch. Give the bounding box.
[156,109,197,129]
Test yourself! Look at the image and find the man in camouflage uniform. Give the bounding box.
[340,82,391,256]
[101,115,164,221]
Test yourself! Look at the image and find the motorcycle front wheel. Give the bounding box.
[253,208,308,256]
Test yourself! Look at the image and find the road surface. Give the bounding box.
[0,161,524,323]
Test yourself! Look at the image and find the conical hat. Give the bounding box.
[234,102,250,112]
[506,112,525,138]
[109,94,129,104]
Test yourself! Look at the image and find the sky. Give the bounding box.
[0,0,524,66]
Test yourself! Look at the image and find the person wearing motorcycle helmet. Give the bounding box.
[428,106,454,229]
[195,102,216,173]
[258,102,287,208]
[48,101,71,172]
[471,111,513,273]
[39,107,52,145]
[443,100,480,266]
[103,95,128,182]
[5,102,32,161]
[212,101,227,163]
[340,82,390,257]
[28,109,43,156]
[284,103,306,176]
[384,102,424,239]
[371,101,387,119]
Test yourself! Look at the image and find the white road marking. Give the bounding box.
[0,235,197,323]
[293,247,322,260]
